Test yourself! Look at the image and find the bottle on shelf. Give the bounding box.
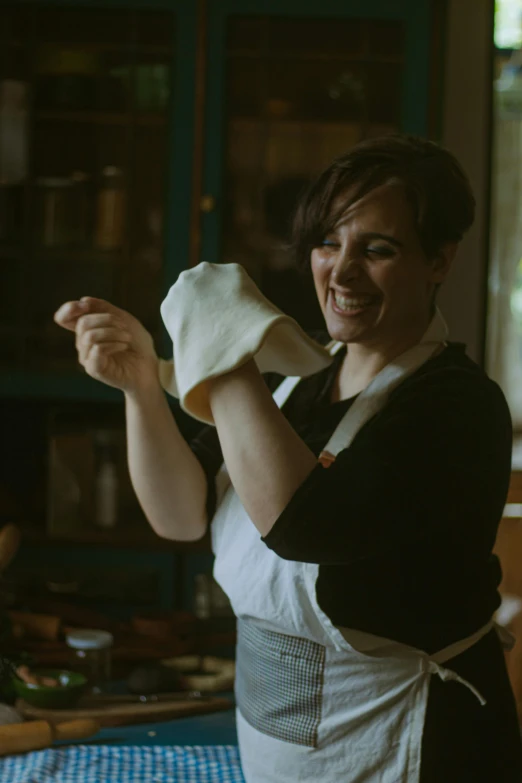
[35,177,74,247]
[93,430,119,529]
[94,166,126,251]
[69,170,91,246]
[0,80,28,184]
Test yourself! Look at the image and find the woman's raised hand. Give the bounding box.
[53,297,159,394]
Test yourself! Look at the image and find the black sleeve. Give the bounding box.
[262,369,512,565]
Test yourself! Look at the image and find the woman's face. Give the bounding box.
[311,183,454,347]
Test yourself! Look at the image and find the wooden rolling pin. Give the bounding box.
[7,610,61,641]
[0,718,99,756]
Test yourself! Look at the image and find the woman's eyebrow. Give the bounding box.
[329,220,404,249]
[358,232,404,248]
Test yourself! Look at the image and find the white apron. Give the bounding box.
[210,313,499,783]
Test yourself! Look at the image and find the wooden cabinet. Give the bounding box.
[0,0,438,400]
[0,2,197,400]
[0,0,440,586]
[200,0,434,329]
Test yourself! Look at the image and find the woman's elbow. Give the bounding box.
[149,514,208,543]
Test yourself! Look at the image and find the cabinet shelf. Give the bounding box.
[226,50,404,64]
[36,110,167,127]
[0,246,126,264]
[33,247,126,264]
[0,38,173,56]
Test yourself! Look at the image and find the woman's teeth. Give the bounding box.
[333,293,376,312]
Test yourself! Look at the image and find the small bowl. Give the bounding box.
[12,669,87,709]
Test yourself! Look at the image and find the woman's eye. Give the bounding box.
[366,245,394,258]
[320,239,339,248]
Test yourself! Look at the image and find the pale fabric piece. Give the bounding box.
[487,114,522,426]
[209,309,497,782]
[158,262,332,423]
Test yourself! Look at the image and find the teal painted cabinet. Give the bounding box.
[0,0,196,400]
[0,0,435,399]
[0,0,437,609]
[201,0,432,310]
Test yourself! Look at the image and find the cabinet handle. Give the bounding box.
[200,194,216,213]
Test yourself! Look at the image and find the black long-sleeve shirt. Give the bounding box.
[188,341,522,779]
[191,340,512,654]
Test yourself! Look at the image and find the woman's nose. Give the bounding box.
[330,248,361,285]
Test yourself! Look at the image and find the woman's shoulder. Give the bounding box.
[390,342,511,424]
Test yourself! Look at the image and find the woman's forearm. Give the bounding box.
[208,361,317,536]
[124,382,208,541]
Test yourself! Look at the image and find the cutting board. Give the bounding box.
[16,695,233,728]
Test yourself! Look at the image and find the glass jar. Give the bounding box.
[35,177,74,247]
[66,629,113,692]
[0,181,23,242]
[69,170,91,246]
[95,166,126,250]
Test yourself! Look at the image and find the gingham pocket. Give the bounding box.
[236,619,325,747]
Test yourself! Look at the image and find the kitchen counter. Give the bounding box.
[0,708,241,783]
[62,707,238,747]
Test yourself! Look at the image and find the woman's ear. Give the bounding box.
[431,242,458,283]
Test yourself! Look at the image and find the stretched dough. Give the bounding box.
[158,263,332,423]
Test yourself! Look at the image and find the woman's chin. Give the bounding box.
[325,308,379,344]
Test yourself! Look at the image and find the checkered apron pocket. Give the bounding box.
[236,619,326,747]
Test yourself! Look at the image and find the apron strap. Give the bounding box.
[422,659,488,706]
[421,619,504,707]
[318,311,449,466]
[271,341,344,409]
[429,620,495,665]
[272,376,301,409]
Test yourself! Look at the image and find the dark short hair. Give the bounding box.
[291,134,476,269]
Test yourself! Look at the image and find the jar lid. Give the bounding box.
[66,629,114,650]
[35,177,73,188]
[70,170,91,183]
[101,166,123,179]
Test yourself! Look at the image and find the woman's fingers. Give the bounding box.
[75,314,126,343]
[53,300,89,331]
[54,296,157,391]
[77,326,132,364]
[54,296,128,332]
[83,342,129,379]
[86,341,129,363]
[76,296,126,316]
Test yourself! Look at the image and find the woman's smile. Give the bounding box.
[329,289,381,317]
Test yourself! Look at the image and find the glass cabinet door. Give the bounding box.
[202,2,430,330]
[0,4,176,379]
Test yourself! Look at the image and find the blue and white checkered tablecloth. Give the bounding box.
[0,745,245,783]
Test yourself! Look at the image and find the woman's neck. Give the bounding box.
[330,322,434,403]
[330,348,385,403]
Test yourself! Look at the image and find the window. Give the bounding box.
[487,0,522,429]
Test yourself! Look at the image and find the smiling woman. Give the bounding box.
[295,138,473,361]
[291,136,475,396]
[54,135,522,783]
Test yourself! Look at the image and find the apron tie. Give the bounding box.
[421,658,487,706]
